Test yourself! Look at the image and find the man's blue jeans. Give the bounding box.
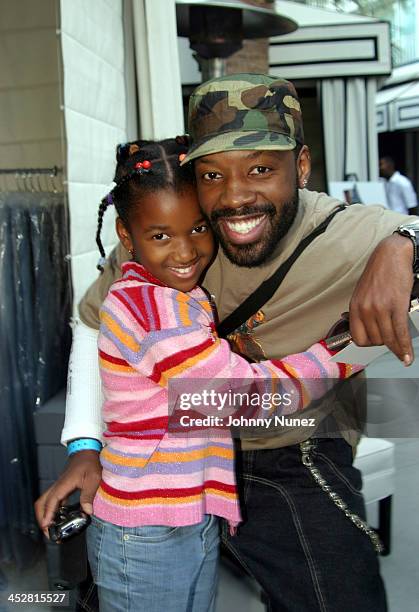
[86,513,219,612]
[222,438,387,612]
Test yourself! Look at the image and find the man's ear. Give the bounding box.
[116,217,133,254]
[297,145,311,189]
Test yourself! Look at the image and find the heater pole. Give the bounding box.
[176,1,297,81]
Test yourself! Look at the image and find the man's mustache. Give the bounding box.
[210,204,276,223]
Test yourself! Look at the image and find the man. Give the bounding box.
[36,74,419,611]
[380,155,419,215]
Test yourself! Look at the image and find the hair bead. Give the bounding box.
[134,160,151,171]
[97,256,107,272]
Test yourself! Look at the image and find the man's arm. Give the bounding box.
[62,243,128,442]
[79,243,128,329]
[349,233,415,364]
[60,320,103,444]
[34,244,127,535]
[35,230,417,532]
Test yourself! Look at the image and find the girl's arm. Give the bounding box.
[101,286,361,418]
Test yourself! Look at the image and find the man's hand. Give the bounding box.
[349,234,415,365]
[34,450,102,538]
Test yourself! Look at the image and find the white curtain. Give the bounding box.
[132,0,184,139]
[322,77,379,183]
[366,78,379,182]
[346,77,368,182]
[321,79,345,183]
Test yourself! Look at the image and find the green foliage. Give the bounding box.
[343,0,409,17]
[293,0,409,16]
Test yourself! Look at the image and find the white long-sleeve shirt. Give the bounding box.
[384,171,417,214]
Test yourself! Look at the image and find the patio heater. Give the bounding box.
[176,0,297,81]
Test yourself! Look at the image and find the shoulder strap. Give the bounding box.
[217,205,347,339]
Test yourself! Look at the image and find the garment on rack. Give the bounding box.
[0,192,72,567]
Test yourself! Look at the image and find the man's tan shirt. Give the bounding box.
[79,190,409,450]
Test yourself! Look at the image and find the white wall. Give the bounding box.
[60,0,186,310]
[0,0,63,170]
[134,0,184,139]
[60,0,127,310]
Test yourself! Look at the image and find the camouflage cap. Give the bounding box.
[181,73,304,165]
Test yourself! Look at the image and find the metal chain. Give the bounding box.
[300,440,384,554]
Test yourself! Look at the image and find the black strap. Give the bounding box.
[218,205,347,339]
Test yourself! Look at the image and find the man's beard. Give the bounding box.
[210,188,299,267]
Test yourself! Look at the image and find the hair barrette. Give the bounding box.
[135,160,152,171]
[116,142,129,162]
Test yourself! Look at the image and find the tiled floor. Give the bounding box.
[2,435,418,612]
[216,437,419,612]
[0,556,49,612]
[379,439,419,612]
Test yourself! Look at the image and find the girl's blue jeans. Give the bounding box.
[86,513,219,612]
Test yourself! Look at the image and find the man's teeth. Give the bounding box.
[171,266,193,274]
[225,216,265,234]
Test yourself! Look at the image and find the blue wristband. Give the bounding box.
[67,438,102,457]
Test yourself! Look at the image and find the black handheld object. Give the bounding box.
[48,504,91,543]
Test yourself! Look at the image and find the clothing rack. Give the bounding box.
[0,165,62,175]
[0,182,71,564]
[0,166,63,193]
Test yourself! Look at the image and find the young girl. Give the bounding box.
[88,138,361,612]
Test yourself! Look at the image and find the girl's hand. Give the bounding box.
[34,450,102,538]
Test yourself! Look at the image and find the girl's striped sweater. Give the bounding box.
[94,261,359,527]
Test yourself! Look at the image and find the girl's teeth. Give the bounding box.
[172,266,193,274]
[226,216,265,234]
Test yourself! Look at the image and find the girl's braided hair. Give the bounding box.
[96,136,195,271]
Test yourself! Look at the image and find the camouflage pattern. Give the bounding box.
[181,73,304,165]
